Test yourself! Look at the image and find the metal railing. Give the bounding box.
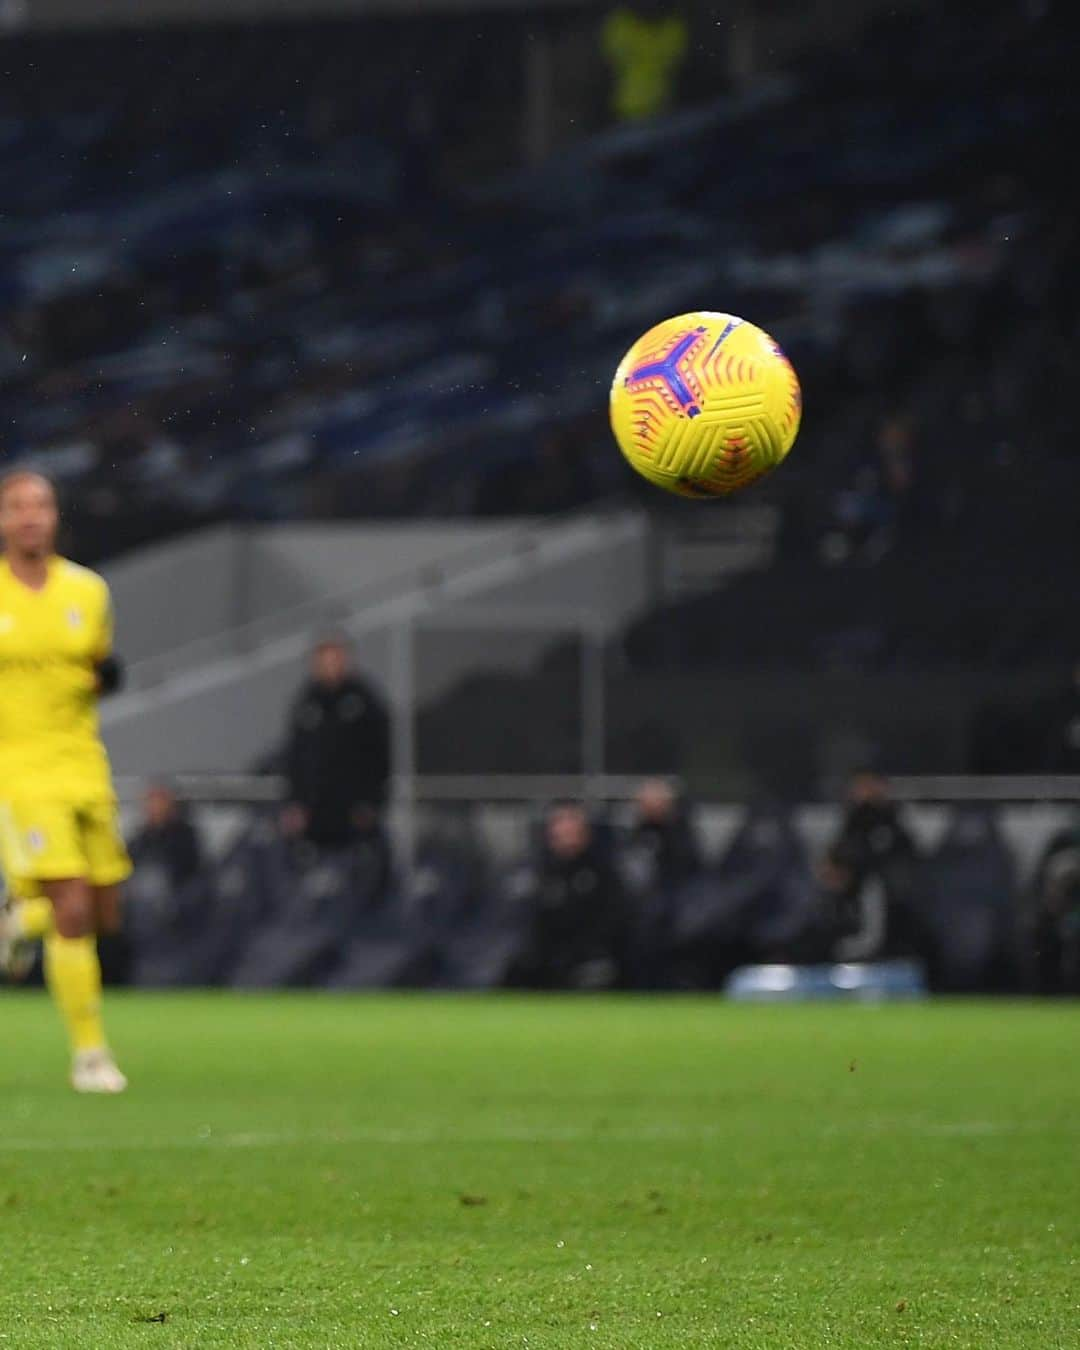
[889,776,1080,802]
[113,772,1080,806]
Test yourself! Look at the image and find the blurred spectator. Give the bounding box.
[820,415,921,567]
[115,780,205,987]
[517,802,628,989]
[876,415,921,535]
[1030,822,1080,995]
[625,778,702,892]
[281,635,391,849]
[128,782,203,891]
[618,778,702,988]
[820,769,930,963]
[602,4,687,123]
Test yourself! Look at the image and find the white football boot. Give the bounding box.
[71,1048,128,1094]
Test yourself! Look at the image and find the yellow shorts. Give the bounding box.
[0,798,132,890]
[1,868,40,904]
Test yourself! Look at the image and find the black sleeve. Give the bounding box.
[96,654,125,696]
[674,814,703,878]
[177,820,203,879]
[283,698,310,806]
[367,697,392,805]
[351,684,392,808]
[596,863,631,983]
[827,810,861,870]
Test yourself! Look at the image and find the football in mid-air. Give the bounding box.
[610,312,802,497]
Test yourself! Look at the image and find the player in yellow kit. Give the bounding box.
[0,470,131,1092]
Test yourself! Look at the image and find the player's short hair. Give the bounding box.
[0,468,57,505]
[313,630,351,653]
[546,798,588,819]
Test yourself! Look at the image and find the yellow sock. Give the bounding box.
[43,934,106,1055]
[15,896,54,941]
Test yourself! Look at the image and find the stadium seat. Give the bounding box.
[923,806,1018,992]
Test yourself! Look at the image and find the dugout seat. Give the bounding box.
[923,806,1017,991]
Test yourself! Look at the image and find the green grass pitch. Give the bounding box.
[1,993,1077,1348]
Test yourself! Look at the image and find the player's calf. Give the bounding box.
[42,878,128,1093]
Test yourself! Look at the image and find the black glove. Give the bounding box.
[96,655,125,696]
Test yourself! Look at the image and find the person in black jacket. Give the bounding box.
[626,778,702,891]
[129,782,203,890]
[281,636,391,849]
[520,802,628,990]
[1030,822,1080,994]
[820,769,928,962]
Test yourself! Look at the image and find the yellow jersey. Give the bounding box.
[0,555,116,803]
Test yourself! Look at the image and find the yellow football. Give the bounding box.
[610,312,802,497]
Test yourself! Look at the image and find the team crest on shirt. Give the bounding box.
[26,828,46,854]
[67,607,83,628]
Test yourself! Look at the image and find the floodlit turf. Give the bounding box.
[1,994,1077,1349]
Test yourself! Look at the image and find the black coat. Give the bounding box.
[129,815,203,891]
[828,801,917,888]
[1032,827,1080,993]
[527,844,628,988]
[284,675,391,844]
[827,801,925,958]
[628,811,703,891]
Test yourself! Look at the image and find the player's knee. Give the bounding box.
[46,882,96,939]
[93,886,123,935]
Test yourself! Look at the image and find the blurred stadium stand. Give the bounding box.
[3,3,1072,556]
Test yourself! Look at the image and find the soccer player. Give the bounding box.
[0,470,130,1092]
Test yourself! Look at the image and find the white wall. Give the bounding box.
[242,523,524,623]
[103,521,529,671]
[101,515,653,776]
[105,528,245,663]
